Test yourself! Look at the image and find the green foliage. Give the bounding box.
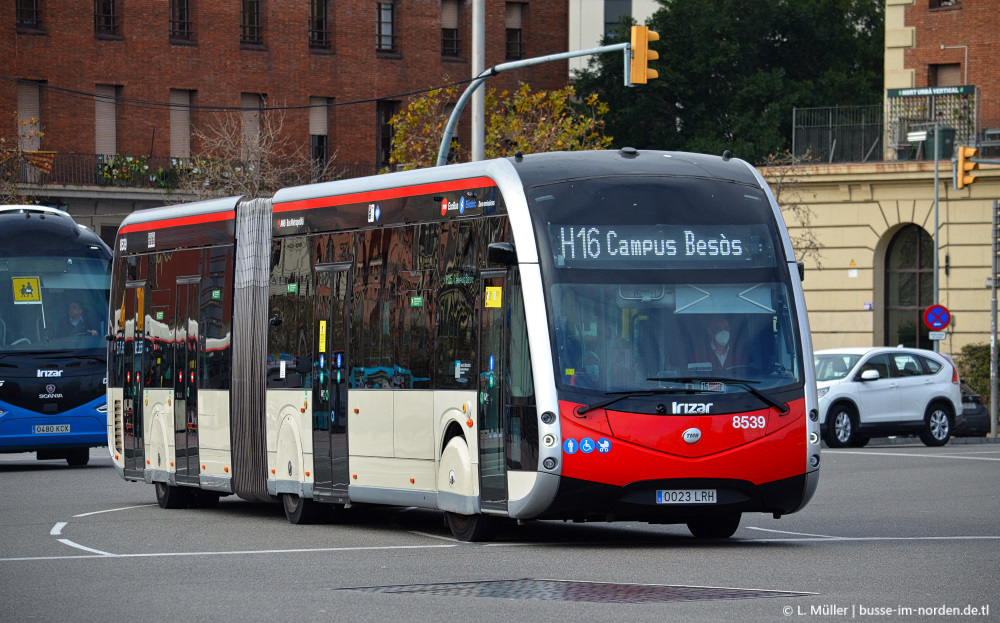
[99,155,150,186]
[573,0,884,164]
[955,342,991,405]
[389,83,612,170]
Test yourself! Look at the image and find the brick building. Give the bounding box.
[2,1,569,237]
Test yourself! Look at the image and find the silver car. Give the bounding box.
[814,347,964,447]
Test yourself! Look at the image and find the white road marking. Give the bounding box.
[73,504,157,517]
[1,543,458,562]
[828,450,1000,461]
[746,526,844,539]
[57,539,115,556]
[50,522,67,536]
[407,530,460,543]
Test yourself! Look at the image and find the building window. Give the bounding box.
[441,0,459,57]
[169,89,193,158]
[309,96,330,174]
[505,3,524,60]
[309,0,330,49]
[241,0,263,45]
[929,0,960,8]
[16,0,42,30]
[376,2,395,52]
[95,84,118,156]
[169,0,193,41]
[929,64,961,87]
[95,0,120,37]
[377,100,400,170]
[240,92,265,160]
[17,81,42,151]
[884,224,934,350]
[604,0,630,39]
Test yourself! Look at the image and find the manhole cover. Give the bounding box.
[338,579,813,604]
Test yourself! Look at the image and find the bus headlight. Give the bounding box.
[809,432,819,444]
[810,454,820,468]
[542,457,557,470]
[542,434,557,448]
[540,411,556,425]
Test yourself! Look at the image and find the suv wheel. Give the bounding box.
[825,404,857,448]
[919,403,952,447]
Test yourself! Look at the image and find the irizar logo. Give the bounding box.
[37,370,63,377]
[672,402,713,414]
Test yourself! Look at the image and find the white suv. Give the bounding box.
[814,347,963,448]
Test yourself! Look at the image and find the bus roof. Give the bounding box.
[0,205,109,255]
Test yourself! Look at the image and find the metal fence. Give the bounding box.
[794,87,998,163]
[14,153,380,189]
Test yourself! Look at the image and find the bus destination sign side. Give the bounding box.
[549,224,775,269]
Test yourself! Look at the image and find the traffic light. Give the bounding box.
[956,146,980,189]
[630,26,659,85]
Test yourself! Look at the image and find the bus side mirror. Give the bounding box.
[797,261,805,282]
[488,242,517,267]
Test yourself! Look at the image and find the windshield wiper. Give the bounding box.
[576,389,692,415]
[646,376,790,415]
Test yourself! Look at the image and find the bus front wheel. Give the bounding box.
[155,482,193,509]
[445,512,498,542]
[66,447,90,467]
[686,513,741,539]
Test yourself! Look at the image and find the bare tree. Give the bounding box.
[177,107,341,200]
[0,111,42,205]
[759,150,824,269]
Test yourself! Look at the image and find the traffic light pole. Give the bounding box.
[435,42,631,167]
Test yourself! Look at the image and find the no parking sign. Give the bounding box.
[923,304,951,331]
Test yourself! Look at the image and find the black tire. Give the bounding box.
[155,482,193,509]
[445,512,498,542]
[825,404,857,448]
[687,513,742,539]
[919,403,952,447]
[850,434,871,448]
[282,493,321,524]
[189,489,221,509]
[66,447,90,467]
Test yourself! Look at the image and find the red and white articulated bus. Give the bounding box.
[107,149,819,541]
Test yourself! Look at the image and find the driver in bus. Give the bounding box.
[61,300,98,337]
[688,315,746,373]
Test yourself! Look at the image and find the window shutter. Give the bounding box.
[309,97,328,136]
[95,84,117,156]
[17,81,41,151]
[505,3,522,29]
[442,0,458,29]
[169,89,192,158]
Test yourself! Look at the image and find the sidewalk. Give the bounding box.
[828,435,1000,448]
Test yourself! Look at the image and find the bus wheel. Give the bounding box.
[66,448,90,467]
[282,493,321,525]
[445,512,498,542]
[686,513,741,539]
[189,490,221,509]
[155,482,193,509]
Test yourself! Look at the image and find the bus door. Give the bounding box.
[478,271,508,511]
[174,278,200,485]
[122,282,145,477]
[312,264,351,502]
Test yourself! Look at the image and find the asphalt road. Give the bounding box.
[1,441,997,623]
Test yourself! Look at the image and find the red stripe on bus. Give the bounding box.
[273,176,498,213]
[119,211,235,233]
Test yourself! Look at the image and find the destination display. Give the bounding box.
[548,224,776,269]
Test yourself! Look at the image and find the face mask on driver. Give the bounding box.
[714,330,730,346]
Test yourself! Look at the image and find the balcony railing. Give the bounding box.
[11,153,379,189]
[794,87,999,163]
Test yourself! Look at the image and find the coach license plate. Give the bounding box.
[34,424,71,434]
[656,489,717,504]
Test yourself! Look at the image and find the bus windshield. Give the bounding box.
[529,175,803,397]
[0,253,110,353]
